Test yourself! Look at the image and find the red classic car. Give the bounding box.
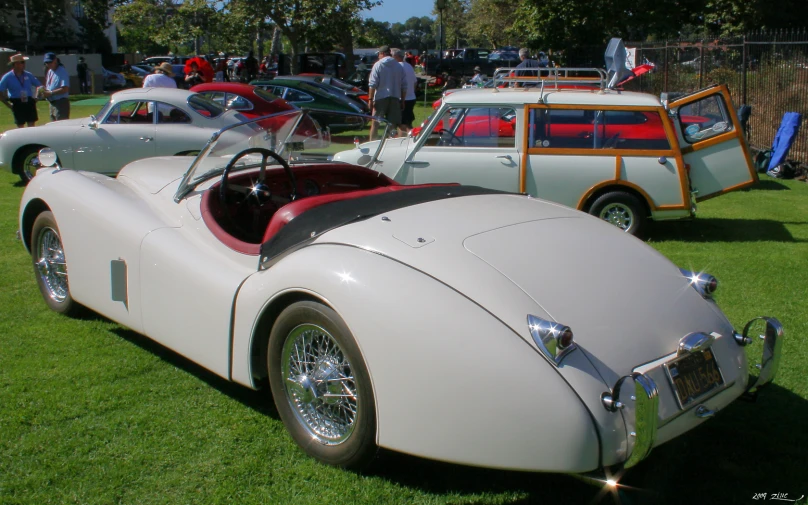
[190,82,326,145]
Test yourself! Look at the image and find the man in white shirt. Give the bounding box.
[367,45,406,139]
[392,48,417,133]
[142,62,177,88]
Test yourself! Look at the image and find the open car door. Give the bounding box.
[669,85,757,201]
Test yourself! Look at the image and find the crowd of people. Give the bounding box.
[0,52,72,128]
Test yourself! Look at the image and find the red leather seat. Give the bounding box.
[261,186,399,243]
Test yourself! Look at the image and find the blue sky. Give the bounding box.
[363,0,436,24]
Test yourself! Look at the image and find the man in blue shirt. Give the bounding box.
[367,45,406,140]
[0,53,42,127]
[42,52,70,121]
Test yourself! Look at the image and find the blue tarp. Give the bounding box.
[768,112,802,170]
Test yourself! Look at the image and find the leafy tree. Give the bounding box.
[464,0,518,48]
[397,16,435,52]
[432,0,468,50]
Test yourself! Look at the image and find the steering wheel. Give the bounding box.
[219,147,298,241]
[434,128,463,146]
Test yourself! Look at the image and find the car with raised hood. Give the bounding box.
[18,109,783,476]
[0,88,245,183]
[334,40,758,237]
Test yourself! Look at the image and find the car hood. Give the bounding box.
[43,117,89,128]
[320,193,733,381]
[333,137,412,179]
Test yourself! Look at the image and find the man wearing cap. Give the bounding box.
[142,62,177,88]
[470,66,486,86]
[367,45,406,140]
[0,53,42,127]
[42,53,71,121]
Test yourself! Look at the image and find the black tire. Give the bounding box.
[268,301,377,469]
[588,191,647,238]
[13,145,44,184]
[31,211,79,315]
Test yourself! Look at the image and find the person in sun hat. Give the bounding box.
[0,53,42,127]
[142,62,177,88]
[42,52,71,121]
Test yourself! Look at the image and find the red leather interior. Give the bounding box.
[199,162,456,255]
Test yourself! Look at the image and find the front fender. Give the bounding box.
[232,243,601,473]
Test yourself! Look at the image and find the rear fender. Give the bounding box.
[232,243,601,472]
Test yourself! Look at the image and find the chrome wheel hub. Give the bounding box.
[599,203,634,231]
[35,227,68,302]
[282,324,358,445]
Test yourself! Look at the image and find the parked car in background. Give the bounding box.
[0,88,244,183]
[102,67,126,90]
[190,82,328,147]
[18,110,784,474]
[334,82,757,237]
[276,74,369,112]
[251,78,366,132]
[141,55,190,67]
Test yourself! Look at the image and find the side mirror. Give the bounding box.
[37,148,59,168]
[88,115,99,130]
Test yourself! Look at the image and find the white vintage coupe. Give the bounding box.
[18,111,783,474]
[0,88,245,183]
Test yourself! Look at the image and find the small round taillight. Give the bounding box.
[706,276,718,294]
[557,327,574,350]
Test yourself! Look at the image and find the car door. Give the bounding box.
[72,100,156,174]
[668,85,757,201]
[153,101,212,157]
[401,106,520,192]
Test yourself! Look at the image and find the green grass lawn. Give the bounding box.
[1,94,807,504]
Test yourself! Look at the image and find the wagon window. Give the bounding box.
[200,91,226,107]
[529,108,670,150]
[677,94,733,144]
[424,107,516,148]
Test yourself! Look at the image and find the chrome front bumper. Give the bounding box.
[600,316,784,469]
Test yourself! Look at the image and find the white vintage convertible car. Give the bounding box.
[18,110,783,474]
[0,88,244,183]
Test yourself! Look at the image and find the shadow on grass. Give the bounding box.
[746,179,791,191]
[647,218,802,243]
[109,327,278,419]
[364,383,807,505]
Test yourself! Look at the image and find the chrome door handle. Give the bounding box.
[406,160,429,166]
[140,137,153,142]
[496,155,513,160]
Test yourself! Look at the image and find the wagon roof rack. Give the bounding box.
[491,66,609,90]
[489,38,635,101]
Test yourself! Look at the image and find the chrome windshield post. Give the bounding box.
[601,372,660,469]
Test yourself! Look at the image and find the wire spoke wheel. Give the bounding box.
[35,227,69,302]
[269,301,377,469]
[282,323,358,445]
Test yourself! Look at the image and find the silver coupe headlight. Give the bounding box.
[527,315,576,364]
[679,268,718,298]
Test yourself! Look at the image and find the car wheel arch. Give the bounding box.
[249,290,331,385]
[20,199,51,252]
[12,144,47,182]
[582,183,651,216]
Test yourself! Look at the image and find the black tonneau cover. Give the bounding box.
[259,185,507,267]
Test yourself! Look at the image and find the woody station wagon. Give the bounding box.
[334,74,757,237]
